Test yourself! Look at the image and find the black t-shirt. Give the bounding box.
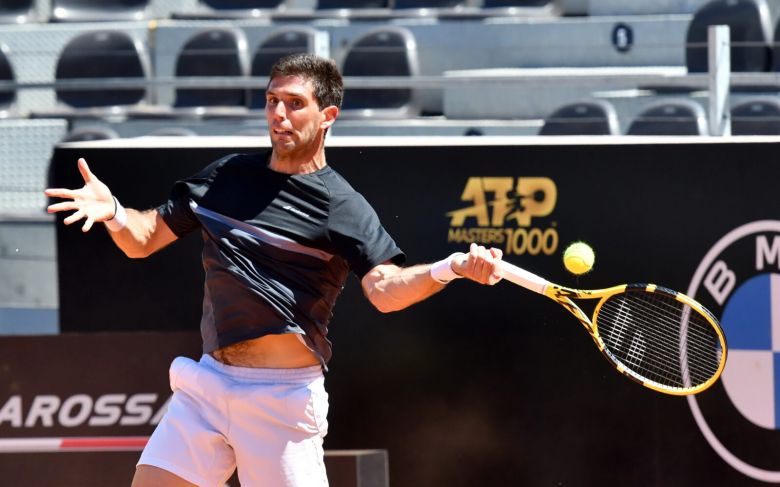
[157,151,405,364]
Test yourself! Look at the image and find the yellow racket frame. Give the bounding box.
[500,261,728,396]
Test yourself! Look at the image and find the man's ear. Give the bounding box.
[320,105,339,130]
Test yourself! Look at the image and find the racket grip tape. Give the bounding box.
[499,261,549,294]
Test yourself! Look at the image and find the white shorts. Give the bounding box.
[138,354,329,487]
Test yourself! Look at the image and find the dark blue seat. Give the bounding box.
[0,44,15,112]
[174,29,249,108]
[0,0,36,23]
[248,27,326,109]
[50,0,149,21]
[686,0,777,72]
[202,0,283,8]
[61,126,120,142]
[539,100,619,136]
[731,98,780,135]
[340,27,420,118]
[55,31,149,109]
[627,99,708,136]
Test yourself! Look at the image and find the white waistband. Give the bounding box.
[199,354,324,382]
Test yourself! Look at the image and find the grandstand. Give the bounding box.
[3,0,778,335]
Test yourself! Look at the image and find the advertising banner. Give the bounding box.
[38,138,780,486]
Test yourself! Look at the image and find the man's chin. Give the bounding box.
[272,139,296,153]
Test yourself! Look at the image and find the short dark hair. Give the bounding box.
[268,53,343,110]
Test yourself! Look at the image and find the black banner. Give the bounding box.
[35,139,780,486]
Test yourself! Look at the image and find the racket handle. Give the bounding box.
[499,261,549,295]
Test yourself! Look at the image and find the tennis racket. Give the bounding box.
[500,260,727,396]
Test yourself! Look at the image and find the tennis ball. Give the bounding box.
[563,241,595,275]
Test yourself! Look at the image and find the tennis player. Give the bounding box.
[45,53,504,487]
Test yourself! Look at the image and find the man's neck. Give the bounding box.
[268,151,327,174]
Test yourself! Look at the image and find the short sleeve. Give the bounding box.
[156,154,234,237]
[328,192,406,279]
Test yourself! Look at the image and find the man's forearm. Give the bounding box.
[106,209,174,259]
[362,263,446,313]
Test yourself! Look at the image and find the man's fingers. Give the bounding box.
[77,158,93,183]
[47,201,79,213]
[489,247,503,260]
[82,216,95,233]
[63,209,85,225]
[44,188,77,199]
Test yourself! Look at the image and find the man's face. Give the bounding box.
[265,75,329,157]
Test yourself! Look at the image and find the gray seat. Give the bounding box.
[50,0,150,21]
[539,100,619,136]
[0,0,36,23]
[731,98,780,135]
[627,99,708,135]
[53,31,149,111]
[686,0,779,72]
[248,27,326,109]
[174,28,249,108]
[340,27,421,118]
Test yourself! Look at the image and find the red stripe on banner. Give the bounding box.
[59,436,149,451]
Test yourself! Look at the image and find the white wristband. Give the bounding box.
[430,252,465,284]
[104,196,127,232]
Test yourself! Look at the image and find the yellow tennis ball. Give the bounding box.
[563,241,595,275]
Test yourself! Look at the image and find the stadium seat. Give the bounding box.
[0,0,36,23]
[340,27,421,118]
[0,44,15,116]
[393,0,467,7]
[173,0,285,19]
[54,30,149,109]
[146,127,199,136]
[482,0,553,7]
[61,126,120,142]
[248,26,328,109]
[173,28,250,109]
[202,0,284,8]
[770,18,780,71]
[480,0,558,16]
[686,0,779,72]
[627,99,708,135]
[317,0,387,8]
[731,98,780,135]
[391,0,482,18]
[539,99,619,136]
[271,0,390,21]
[50,0,150,21]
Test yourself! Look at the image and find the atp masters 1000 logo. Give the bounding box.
[446,177,558,256]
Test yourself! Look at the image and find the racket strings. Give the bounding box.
[595,290,722,390]
[599,300,718,367]
[600,294,721,386]
[599,293,719,364]
[598,297,720,385]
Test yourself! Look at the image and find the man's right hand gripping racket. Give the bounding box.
[499,260,727,396]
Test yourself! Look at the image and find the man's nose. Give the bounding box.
[273,102,286,120]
